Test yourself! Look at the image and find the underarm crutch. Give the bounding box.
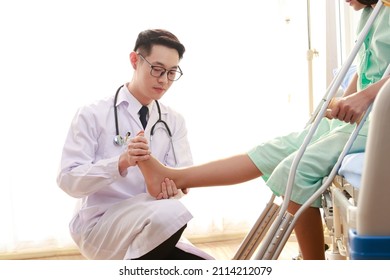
[234,1,386,260]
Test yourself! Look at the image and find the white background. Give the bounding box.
[0,0,328,251]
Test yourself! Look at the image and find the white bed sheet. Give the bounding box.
[338,153,365,188]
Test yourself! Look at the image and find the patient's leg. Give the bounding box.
[138,154,262,197]
[288,201,325,260]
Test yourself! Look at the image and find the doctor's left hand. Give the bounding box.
[156,178,179,200]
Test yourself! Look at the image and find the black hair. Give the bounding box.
[133,29,185,59]
[357,0,378,5]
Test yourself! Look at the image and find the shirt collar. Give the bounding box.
[119,84,155,115]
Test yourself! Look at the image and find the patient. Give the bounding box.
[138,0,390,260]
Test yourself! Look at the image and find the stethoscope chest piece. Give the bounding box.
[113,131,131,146]
[113,135,125,146]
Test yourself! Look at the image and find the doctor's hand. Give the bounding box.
[156,178,179,200]
[118,131,151,175]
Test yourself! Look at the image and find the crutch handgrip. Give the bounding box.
[326,97,365,125]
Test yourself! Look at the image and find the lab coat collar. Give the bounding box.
[119,84,168,131]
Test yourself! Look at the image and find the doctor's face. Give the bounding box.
[134,45,181,105]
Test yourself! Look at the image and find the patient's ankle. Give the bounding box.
[138,157,166,197]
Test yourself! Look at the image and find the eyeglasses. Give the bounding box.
[138,53,183,81]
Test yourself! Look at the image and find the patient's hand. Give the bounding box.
[326,94,368,124]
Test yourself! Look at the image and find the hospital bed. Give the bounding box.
[324,78,390,260]
[233,1,390,260]
[323,153,365,260]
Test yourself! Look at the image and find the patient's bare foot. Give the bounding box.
[138,155,173,197]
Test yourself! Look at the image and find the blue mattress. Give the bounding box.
[338,153,365,188]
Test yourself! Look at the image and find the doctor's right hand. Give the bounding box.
[118,131,151,175]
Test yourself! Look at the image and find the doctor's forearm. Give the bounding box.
[57,158,120,197]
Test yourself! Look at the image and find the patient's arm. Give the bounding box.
[138,154,262,198]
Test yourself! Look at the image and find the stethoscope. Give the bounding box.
[113,85,178,165]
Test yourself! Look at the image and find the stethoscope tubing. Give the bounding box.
[113,84,177,165]
[113,85,122,141]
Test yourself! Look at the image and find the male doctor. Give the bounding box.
[57,29,212,260]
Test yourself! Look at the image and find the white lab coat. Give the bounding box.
[57,84,211,259]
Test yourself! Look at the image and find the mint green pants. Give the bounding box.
[248,118,368,207]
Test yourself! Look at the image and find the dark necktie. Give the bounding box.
[139,105,149,129]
